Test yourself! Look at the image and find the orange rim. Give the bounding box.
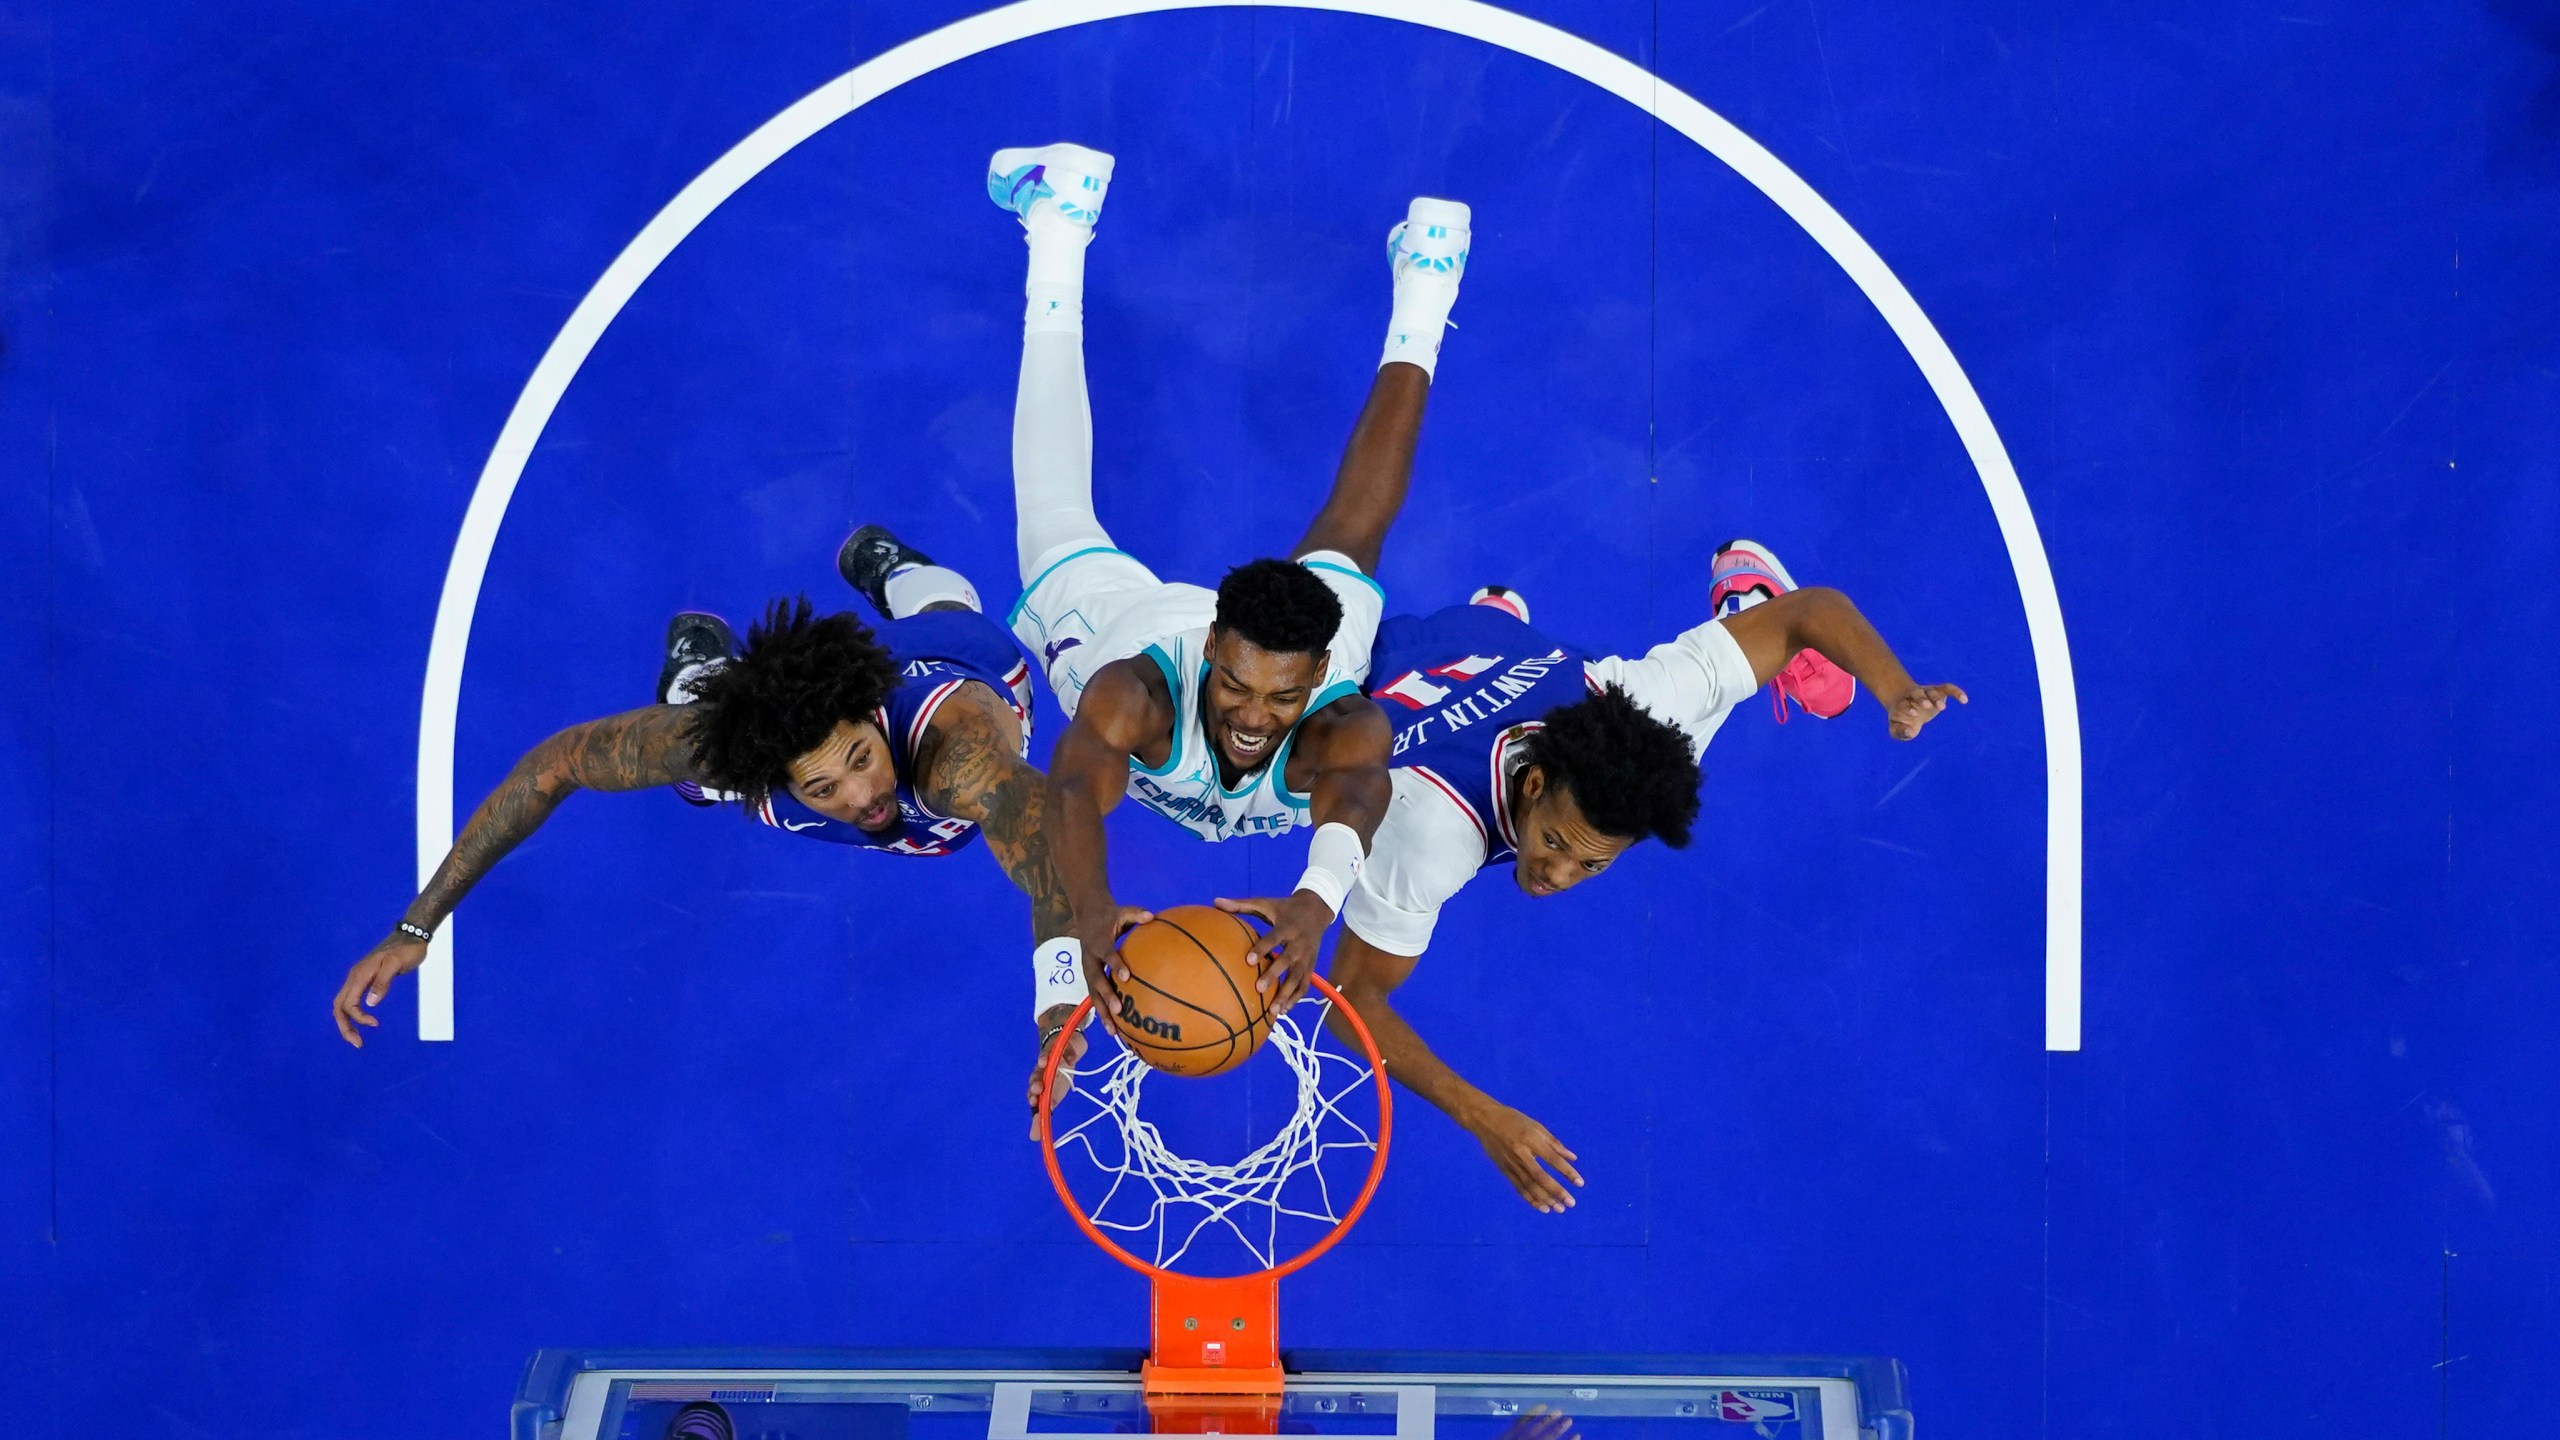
[1036,973,1393,1281]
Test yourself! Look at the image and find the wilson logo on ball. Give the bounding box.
[1116,995,1182,1042]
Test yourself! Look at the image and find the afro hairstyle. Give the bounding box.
[1521,684,1702,848]
[682,596,901,803]
[1212,558,1343,658]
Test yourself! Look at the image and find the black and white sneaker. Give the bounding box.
[836,523,936,616]
[657,611,737,707]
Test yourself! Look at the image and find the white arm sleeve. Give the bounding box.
[1296,550,1388,688]
[1340,769,1490,958]
[1583,616,1759,758]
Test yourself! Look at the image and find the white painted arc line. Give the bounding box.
[415,0,2083,1050]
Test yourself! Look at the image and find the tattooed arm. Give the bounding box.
[910,682,1071,942]
[333,704,702,1046]
[912,681,1116,1134]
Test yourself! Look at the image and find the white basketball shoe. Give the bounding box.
[1382,197,1470,371]
[987,142,1116,230]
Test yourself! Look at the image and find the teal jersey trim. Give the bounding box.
[1129,644,1186,778]
[1267,725,1313,808]
[1006,546,1135,625]
[1300,558,1385,599]
[1272,679,1362,805]
[1309,677,1362,711]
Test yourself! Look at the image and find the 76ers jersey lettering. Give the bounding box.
[755,609,1034,858]
[1365,604,1598,867]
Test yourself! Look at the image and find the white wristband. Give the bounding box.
[1034,937,1088,1022]
[1293,821,1367,917]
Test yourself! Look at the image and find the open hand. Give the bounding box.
[1213,891,1332,1010]
[1884,682,1968,740]
[1468,1102,1583,1213]
[333,931,429,1047]
[1075,904,1155,1018]
[1026,1005,1090,1139]
[1492,1409,1579,1440]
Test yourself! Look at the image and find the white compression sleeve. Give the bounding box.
[1011,328,1107,579]
[1011,208,1110,580]
[1294,821,1368,916]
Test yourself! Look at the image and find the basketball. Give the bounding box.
[1103,905,1275,1077]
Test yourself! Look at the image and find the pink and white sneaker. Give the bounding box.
[1709,539,1855,722]
[1469,584,1530,623]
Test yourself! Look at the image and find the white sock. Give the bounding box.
[1380,270,1460,376]
[1024,210,1089,336]
[882,564,982,618]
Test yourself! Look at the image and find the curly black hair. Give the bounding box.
[1521,684,1702,848]
[683,596,901,803]
[1213,558,1343,657]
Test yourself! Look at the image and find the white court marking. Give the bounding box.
[414,0,2084,1049]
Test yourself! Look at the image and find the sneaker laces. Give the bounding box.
[1768,666,1801,724]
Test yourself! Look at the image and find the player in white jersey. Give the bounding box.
[1327,544,1967,1212]
[983,142,1471,1090]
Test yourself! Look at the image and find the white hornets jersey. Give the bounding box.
[1125,627,1365,843]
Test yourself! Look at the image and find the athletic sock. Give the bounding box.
[1380,270,1460,376]
[882,563,983,618]
[1023,209,1089,336]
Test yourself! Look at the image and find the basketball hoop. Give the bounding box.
[1037,975,1393,1423]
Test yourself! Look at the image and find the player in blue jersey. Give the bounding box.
[331,527,1062,1047]
[982,142,1471,1079]
[1325,543,1967,1210]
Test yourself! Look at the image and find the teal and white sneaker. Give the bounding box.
[987,142,1116,229]
[1387,196,1471,283]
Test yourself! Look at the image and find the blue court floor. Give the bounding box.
[4,2,2557,1435]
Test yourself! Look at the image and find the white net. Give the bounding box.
[1047,997,1382,1273]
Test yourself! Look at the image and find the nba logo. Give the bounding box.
[1716,1391,1796,1423]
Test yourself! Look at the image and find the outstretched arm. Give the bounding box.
[1291,362,1430,572]
[912,683,1072,943]
[1042,659,1174,1012]
[1326,929,1582,1213]
[333,704,702,1046]
[1719,586,1968,739]
[1217,696,1393,1009]
[918,683,1117,1135]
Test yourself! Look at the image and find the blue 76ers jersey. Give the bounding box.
[756,610,1034,858]
[1364,603,1597,870]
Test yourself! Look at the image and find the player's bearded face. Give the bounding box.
[1203,631,1326,774]
[1510,769,1635,897]
[784,718,901,832]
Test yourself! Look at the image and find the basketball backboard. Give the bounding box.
[512,1349,1912,1440]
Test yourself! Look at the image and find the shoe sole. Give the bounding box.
[1405,196,1470,229]
[836,525,928,601]
[1714,538,1798,593]
[991,141,1116,179]
[1469,586,1530,624]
